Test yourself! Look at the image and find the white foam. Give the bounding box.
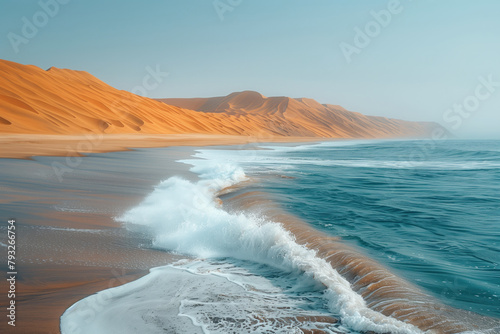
[185,143,500,173]
[54,202,101,213]
[61,260,345,334]
[60,159,423,334]
[30,226,104,233]
[258,139,379,152]
[61,264,203,334]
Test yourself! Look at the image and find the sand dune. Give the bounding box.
[159,91,446,138]
[0,59,445,139]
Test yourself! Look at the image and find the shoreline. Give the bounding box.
[4,137,497,333]
[0,136,321,333]
[0,145,202,333]
[0,133,324,159]
[0,133,325,333]
[58,140,500,334]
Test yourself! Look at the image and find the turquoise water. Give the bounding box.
[61,139,500,333]
[254,140,500,318]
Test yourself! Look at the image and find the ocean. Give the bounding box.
[61,139,500,334]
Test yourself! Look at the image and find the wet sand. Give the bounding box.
[0,134,321,159]
[0,146,201,333]
[11,264,147,334]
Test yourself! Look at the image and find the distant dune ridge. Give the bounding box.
[159,92,444,138]
[0,59,445,138]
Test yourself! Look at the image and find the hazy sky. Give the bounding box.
[1,0,499,138]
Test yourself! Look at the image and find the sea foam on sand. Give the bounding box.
[60,157,422,334]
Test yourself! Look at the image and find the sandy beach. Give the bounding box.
[0,145,208,333]
[0,121,324,333]
[0,133,323,160]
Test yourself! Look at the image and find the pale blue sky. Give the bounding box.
[1,0,499,138]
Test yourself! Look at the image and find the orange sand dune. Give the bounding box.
[0,59,445,139]
[159,91,446,138]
